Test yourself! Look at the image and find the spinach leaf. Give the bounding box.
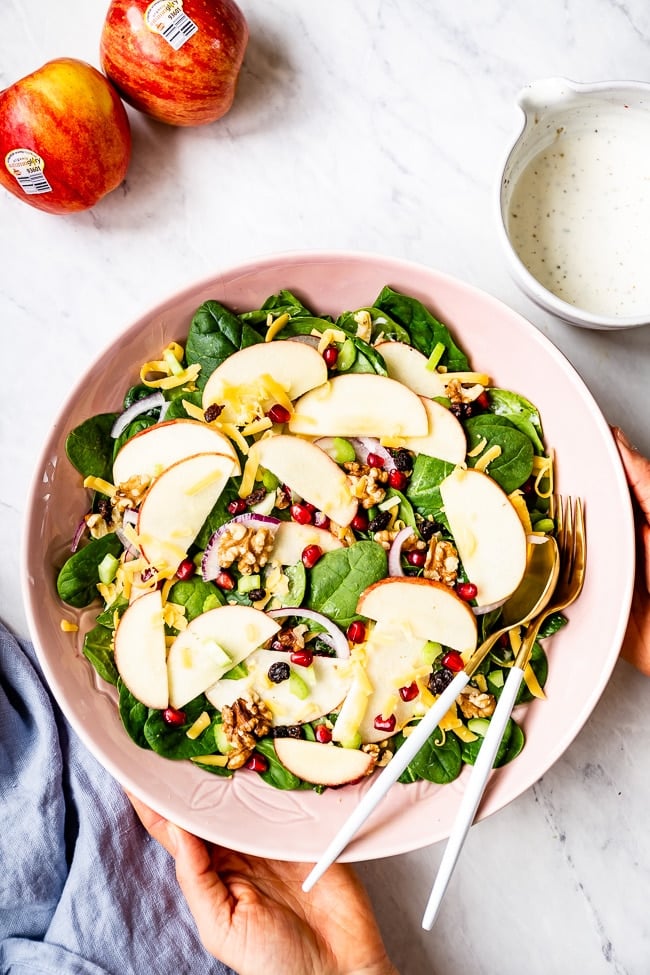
[168,578,225,621]
[164,390,203,420]
[95,594,129,627]
[373,286,470,369]
[112,415,158,459]
[336,307,411,344]
[118,679,151,749]
[538,612,568,638]
[464,414,534,493]
[306,541,387,627]
[65,413,119,480]
[265,316,333,338]
[239,290,316,325]
[144,696,219,759]
[487,389,545,454]
[271,561,307,607]
[514,641,548,705]
[499,722,525,765]
[56,533,124,607]
[406,455,455,518]
[345,337,387,376]
[191,758,233,777]
[255,738,305,790]
[384,488,417,528]
[186,300,264,389]
[82,624,118,685]
[460,718,522,767]
[396,727,462,784]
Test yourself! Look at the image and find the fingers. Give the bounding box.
[614,427,650,522]
[125,790,178,858]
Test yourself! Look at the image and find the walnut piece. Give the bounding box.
[112,475,151,514]
[458,687,496,719]
[221,694,273,769]
[215,522,276,575]
[424,539,459,587]
[362,742,390,769]
[344,462,389,509]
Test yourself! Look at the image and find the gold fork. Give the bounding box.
[422,496,586,930]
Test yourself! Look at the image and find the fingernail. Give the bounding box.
[614,427,636,450]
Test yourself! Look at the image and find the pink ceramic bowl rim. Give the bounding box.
[21,249,635,861]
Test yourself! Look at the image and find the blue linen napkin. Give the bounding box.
[0,620,237,975]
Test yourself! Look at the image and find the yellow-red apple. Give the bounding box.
[100,0,249,126]
[0,58,131,214]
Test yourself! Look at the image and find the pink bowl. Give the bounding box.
[22,251,635,861]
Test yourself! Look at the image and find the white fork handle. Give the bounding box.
[421,664,525,930]
[302,669,470,892]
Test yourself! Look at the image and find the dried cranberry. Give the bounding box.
[204,403,224,422]
[266,403,291,424]
[313,510,330,530]
[406,551,426,568]
[323,345,338,368]
[428,668,454,695]
[450,401,474,420]
[301,544,323,569]
[390,448,413,471]
[455,581,478,601]
[290,503,313,525]
[387,470,408,491]
[373,713,396,733]
[227,498,248,515]
[244,488,267,506]
[268,661,291,683]
[418,518,439,541]
[245,753,269,773]
[162,707,186,727]
[367,452,385,468]
[476,391,491,411]
[215,571,235,591]
[176,558,195,580]
[248,588,266,602]
[399,681,419,702]
[315,724,332,743]
[441,650,464,672]
[290,649,314,667]
[368,510,391,532]
[346,621,366,644]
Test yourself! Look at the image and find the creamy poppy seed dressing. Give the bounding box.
[507,114,650,317]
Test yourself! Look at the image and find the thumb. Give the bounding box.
[614,428,650,522]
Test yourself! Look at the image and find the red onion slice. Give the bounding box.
[348,437,397,471]
[111,391,166,439]
[115,526,140,558]
[472,597,507,616]
[71,516,88,553]
[387,526,414,576]
[267,606,350,658]
[202,513,281,581]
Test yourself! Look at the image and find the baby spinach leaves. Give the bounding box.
[464,414,534,493]
[406,455,455,518]
[396,726,463,784]
[373,286,470,370]
[118,680,151,750]
[57,532,123,607]
[487,389,545,454]
[460,718,525,767]
[144,696,219,759]
[186,300,265,389]
[65,413,118,480]
[306,541,387,627]
[167,577,225,622]
[82,624,118,685]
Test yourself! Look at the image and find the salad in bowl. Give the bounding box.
[56,285,560,793]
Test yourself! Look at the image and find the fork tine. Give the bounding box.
[573,498,586,592]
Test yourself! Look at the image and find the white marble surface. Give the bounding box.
[3,2,650,973]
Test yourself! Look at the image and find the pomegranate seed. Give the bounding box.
[290,503,313,525]
[176,558,195,580]
[476,391,490,411]
[313,510,330,529]
[162,707,186,727]
[351,511,369,532]
[245,753,269,773]
[373,713,396,733]
[441,650,464,672]
[346,621,366,644]
[215,570,235,590]
[291,649,314,667]
[302,544,323,569]
[323,345,338,368]
[399,681,420,702]
[455,581,478,601]
[315,724,332,743]
[387,470,408,491]
[227,498,248,515]
[406,551,426,568]
[366,452,385,468]
[302,501,317,513]
[266,403,291,424]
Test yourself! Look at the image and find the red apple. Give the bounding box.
[0,58,131,215]
[100,0,249,127]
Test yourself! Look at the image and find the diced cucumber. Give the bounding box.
[467,717,490,737]
[487,669,505,694]
[98,553,119,585]
[423,640,443,665]
[214,723,233,755]
[262,469,280,492]
[289,669,310,700]
[237,574,261,594]
[331,437,357,464]
[336,338,357,372]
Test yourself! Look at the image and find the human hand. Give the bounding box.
[613,427,650,675]
[127,792,399,975]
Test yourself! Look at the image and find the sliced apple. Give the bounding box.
[114,589,168,709]
[167,605,280,710]
[274,737,375,786]
[375,341,448,398]
[269,521,343,565]
[398,397,466,464]
[288,374,429,439]
[357,577,478,652]
[137,452,237,574]
[202,340,328,413]
[112,418,239,485]
[440,467,527,607]
[255,434,357,526]
[205,648,352,725]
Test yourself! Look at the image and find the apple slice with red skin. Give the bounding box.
[274,737,375,787]
[167,605,280,709]
[137,451,238,574]
[254,435,357,526]
[202,340,328,416]
[440,467,527,607]
[114,589,168,709]
[398,397,467,465]
[269,521,343,565]
[100,0,248,127]
[113,418,239,485]
[288,374,429,439]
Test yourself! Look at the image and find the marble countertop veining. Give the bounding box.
[2,2,650,973]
